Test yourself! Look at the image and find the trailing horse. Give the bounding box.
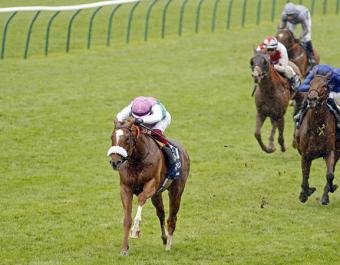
[276,28,320,77]
[250,51,293,153]
[295,73,339,205]
[107,118,190,255]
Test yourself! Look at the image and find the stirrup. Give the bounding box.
[156,178,174,194]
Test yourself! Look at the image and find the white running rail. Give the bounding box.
[0,0,141,13]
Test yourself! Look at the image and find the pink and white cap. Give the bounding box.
[131,96,153,118]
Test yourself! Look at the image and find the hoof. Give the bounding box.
[120,250,129,256]
[130,230,140,239]
[321,196,329,205]
[281,146,287,152]
[299,192,308,203]
[330,184,338,193]
[265,147,276,154]
[161,235,168,245]
[165,235,173,251]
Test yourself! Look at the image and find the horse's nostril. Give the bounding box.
[111,160,123,170]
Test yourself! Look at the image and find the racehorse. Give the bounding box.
[276,28,320,77]
[295,73,339,205]
[107,118,190,255]
[250,51,292,153]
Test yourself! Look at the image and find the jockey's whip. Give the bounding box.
[251,84,257,97]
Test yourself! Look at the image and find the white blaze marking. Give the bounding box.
[278,33,284,38]
[115,129,123,145]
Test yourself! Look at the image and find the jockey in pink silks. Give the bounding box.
[115,96,181,186]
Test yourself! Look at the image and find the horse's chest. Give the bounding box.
[300,133,333,157]
[121,170,154,195]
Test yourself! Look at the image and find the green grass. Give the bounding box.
[1,1,340,264]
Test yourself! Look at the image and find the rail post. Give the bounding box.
[1,12,17,60]
[178,0,189,36]
[66,10,82,52]
[106,4,121,47]
[211,0,220,32]
[88,6,102,49]
[24,11,41,59]
[161,0,173,38]
[145,0,158,41]
[45,11,60,56]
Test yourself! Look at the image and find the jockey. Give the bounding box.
[257,36,300,90]
[116,96,181,182]
[280,3,315,65]
[294,64,340,128]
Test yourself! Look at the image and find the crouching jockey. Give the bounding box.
[115,96,182,192]
[257,36,301,91]
[280,3,316,65]
[294,64,340,129]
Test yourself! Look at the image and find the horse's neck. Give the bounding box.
[260,66,285,90]
[307,104,331,128]
[131,134,156,162]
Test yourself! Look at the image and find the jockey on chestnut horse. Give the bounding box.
[256,36,301,92]
[108,96,190,255]
[277,3,320,77]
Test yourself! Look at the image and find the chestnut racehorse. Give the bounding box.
[276,28,320,77]
[107,118,190,255]
[250,51,293,153]
[295,73,339,205]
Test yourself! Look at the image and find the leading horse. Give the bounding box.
[276,28,320,77]
[107,118,190,255]
[295,73,339,205]
[250,51,293,153]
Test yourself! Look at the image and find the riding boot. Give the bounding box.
[326,98,340,129]
[156,145,181,193]
[294,100,308,129]
[305,41,316,65]
[289,74,301,91]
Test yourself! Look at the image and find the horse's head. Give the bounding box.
[250,51,271,83]
[307,73,331,109]
[107,118,140,170]
[276,28,295,49]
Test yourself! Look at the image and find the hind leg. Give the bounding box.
[321,151,338,205]
[166,184,185,251]
[151,194,167,245]
[299,157,316,203]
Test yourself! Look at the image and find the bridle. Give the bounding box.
[251,53,270,83]
[307,78,329,108]
[108,124,138,164]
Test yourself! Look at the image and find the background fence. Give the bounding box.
[0,0,339,59]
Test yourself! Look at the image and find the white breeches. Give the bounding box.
[328,91,340,106]
[275,65,296,79]
[152,112,171,132]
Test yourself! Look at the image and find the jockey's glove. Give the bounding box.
[134,118,143,125]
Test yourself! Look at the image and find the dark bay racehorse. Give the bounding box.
[295,74,339,205]
[107,118,190,255]
[276,28,320,77]
[250,51,292,153]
